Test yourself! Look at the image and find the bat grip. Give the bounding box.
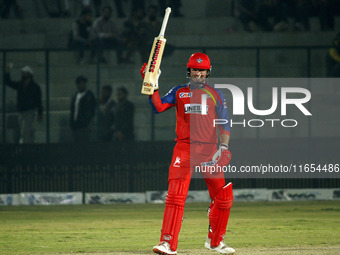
[159,7,171,37]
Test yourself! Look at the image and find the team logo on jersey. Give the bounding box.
[173,157,181,167]
[197,58,203,64]
[184,104,208,114]
[179,92,192,98]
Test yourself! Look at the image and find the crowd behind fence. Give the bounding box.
[1,45,333,144]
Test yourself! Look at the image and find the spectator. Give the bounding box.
[114,87,134,142]
[91,5,124,64]
[62,0,71,17]
[4,64,43,144]
[70,76,96,143]
[143,5,160,32]
[293,0,311,31]
[68,7,95,64]
[1,0,23,19]
[141,5,161,60]
[121,8,146,63]
[326,33,340,77]
[82,0,129,18]
[141,5,174,59]
[316,0,340,31]
[98,85,116,141]
[81,0,102,17]
[113,0,126,18]
[131,0,145,13]
[271,0,309,32]
[272,0,290,32]
[112,0,146,18]
[40,0,70,18]
[273,0,336,32]
[235,0,273,32]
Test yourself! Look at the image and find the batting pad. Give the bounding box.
[160,179,189,251]
[208,182,233,247]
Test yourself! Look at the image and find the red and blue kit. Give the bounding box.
[149,83,233,252]
[149,83,230,144]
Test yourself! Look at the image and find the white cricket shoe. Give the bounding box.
[153,241,177,255]
[205,237,235,254]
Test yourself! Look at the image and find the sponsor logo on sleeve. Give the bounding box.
[179,92,192,98]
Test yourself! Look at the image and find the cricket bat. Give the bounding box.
[141,7,171,95]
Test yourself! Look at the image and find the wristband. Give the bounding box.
[220,143,229,150]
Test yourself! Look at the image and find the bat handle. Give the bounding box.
[159,7,171,37]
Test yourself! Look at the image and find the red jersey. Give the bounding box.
[149,83,230,144]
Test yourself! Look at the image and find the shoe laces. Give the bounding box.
[159,241,171,249]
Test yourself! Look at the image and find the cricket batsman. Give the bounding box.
[140,53,234,254]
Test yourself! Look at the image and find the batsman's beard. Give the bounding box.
[189,77,207,88]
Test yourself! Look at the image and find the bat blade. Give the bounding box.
[141,37,166,95]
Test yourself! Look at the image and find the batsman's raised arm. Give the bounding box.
[149,89,176,114]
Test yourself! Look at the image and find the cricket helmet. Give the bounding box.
[186,53,211,77]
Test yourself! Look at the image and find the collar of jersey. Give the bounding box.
[187,83,217,106]
[188,83,207,90]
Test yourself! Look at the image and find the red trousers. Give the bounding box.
[169,141,226,197]
[159,142,227,251]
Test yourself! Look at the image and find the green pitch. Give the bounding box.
[0,201,340,254]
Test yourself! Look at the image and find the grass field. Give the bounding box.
[1,201,340,255]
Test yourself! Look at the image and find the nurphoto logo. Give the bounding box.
[207,83,312,128]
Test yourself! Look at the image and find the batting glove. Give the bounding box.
[140,63,161,91]
[140,63,147,79]
[212,143,232,167]
[154,69,161,90]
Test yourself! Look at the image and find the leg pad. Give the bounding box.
[160,180,188,251]
[208,182,233,247]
